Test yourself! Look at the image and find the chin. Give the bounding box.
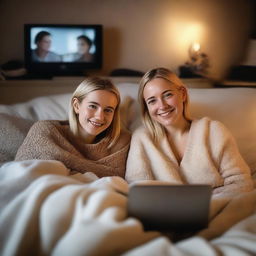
[88,130,103,136]
[162,122,174,128]
[158,118,175,127]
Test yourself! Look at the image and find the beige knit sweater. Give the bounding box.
[15,120,131,178]
[126,117,253,197]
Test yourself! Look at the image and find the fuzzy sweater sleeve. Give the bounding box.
[208,120,253,197]
[125,127,155,182]
[15,120,131,178]
[125,127,183,184]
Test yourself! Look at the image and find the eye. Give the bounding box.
[104,108,114,113]
[88,104,97,109]
[164,92,173,98]
[147,99,156,105]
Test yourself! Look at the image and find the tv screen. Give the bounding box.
[24,24,103,77]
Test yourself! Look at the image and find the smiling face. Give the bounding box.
[143,78,187,128]
[73,90,118,142]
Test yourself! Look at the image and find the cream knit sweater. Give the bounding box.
[15,120,131,178]
[126,117,253,196]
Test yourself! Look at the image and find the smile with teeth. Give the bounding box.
[88,120,104,127]
[158,108,174,117]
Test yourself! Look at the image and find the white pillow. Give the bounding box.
[0,93,71,121]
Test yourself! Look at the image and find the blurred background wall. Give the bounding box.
[0,0,254,80]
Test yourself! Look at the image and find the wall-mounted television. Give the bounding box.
[24,24,103,77]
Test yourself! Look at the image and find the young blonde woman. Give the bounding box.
[15,77,131,178]
[125,67,253,197]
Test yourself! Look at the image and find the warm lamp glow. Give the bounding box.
[191,42,201,52]
[189,42,201,59]
[167,20,205,59]
[185,42,210,76]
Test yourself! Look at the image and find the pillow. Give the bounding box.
[0,93,71,121]
[0,113,34,165]
[116,82,142,132]
[120,96,134,130]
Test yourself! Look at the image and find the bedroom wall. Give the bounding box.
[0,0,254,81]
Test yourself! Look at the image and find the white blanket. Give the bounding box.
[0,160,256,256]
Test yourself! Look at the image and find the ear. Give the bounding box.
[72,98,80,114]
[180,86,187,102]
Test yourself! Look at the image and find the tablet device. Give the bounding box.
[127,184,212,232]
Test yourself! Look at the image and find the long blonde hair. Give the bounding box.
[69,77,121,148]
[138,67,191,141]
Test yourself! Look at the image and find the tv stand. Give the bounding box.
[18,73,54,80]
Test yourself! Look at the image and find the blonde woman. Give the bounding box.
[15,77,131,178]
[125,67,253,197]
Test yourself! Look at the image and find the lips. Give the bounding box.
[88,119,104,127]
[157,108,174,117]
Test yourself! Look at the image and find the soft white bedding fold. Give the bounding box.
[0,160,255,256]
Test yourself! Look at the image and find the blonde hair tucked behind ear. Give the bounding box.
[69,77,121,148]
[138,67,191,141]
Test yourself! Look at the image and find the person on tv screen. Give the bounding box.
[73,35,95,62]
[32,31,62,62]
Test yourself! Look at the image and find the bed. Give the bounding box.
[0,80,256,255]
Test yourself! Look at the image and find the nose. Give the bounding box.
[95,108,104,121]
[158,98,168,109]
